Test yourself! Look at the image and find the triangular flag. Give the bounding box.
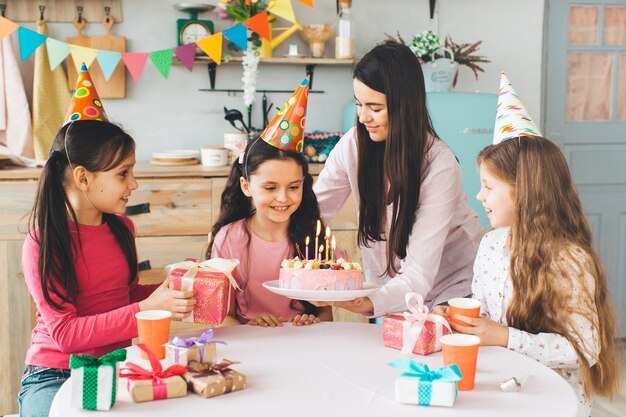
[17,27,47,60]
[0,15,19,40]
[45,38,70,71]
[97,50,122,81]
[493,72,542,144]
[149,48,175,79]
[121,52,149,82]
[223,23,248,51]
[268,0,297,23]
[298,0,314,6]
[68,44,98,71]
[244,11,271,41]
[175,43,195,71]
[196,33,223,65]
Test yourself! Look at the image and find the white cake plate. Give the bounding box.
[262,280,381,302]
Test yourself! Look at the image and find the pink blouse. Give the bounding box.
[211,219,306,323]
[314,128,484,315]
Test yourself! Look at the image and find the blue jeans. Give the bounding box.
[18,365,70,417]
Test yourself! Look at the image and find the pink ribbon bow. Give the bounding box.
[119,343,187,401]
[401,293,452,355]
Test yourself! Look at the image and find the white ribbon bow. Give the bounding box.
[165,258,241,323]
[401,292,452,355]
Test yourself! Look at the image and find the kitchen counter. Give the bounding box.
[0,162,326,180]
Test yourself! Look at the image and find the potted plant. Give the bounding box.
[386,31,490,92]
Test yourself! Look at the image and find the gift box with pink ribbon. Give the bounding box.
[166,258,240,325]
[383,293,452,355]
[164,329,226,367]
[119,344,188,403]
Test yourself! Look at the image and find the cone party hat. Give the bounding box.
[260,76,310,152]
[63,63,109,125]
[493,72,541,144]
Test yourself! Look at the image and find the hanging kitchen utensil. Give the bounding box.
[89,8,126,98]
[66,10,90,91]
[223,106,249,132]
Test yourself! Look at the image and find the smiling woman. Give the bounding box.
[313,41,485,317]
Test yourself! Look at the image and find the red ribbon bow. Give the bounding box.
[119,343,187,401]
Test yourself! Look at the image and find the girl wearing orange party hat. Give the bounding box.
[19,64,195,417]
[209,77,332,327]
[435,73,620,414]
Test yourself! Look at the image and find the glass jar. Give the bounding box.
[335,0,354,59]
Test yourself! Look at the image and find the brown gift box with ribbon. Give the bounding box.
[120,343,189,403]
[184,360,246,398]
[127,376,188,403]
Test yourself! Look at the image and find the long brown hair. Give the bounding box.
[477,136,620,398]
[353,41,436,275]
[28,121,138,311]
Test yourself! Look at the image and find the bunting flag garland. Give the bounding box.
[97,50,122,81]
[175,43,196,72]
[268,0,297,23]
[243,11,271,41]
[149,48,175,79]
[223,23,248,51]
[46,38,70,71]
[0,15,18,39]
[197,33,223,65]
[0,0,309,84]
[121,52,149,82]
[17,27,47,60]
[68,44,99,71]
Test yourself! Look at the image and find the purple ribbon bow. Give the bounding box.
[171,329,226,363]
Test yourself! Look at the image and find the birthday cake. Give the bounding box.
[279,258,364,291]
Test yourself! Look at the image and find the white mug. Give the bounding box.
[201,146,229,167]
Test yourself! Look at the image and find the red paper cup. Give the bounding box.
[135,310,172,360]
[448,298,481,326]
[441,334,481,391]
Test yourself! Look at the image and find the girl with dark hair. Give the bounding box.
[209,137,332,326]
[19,121,196,417]
[313,41,484,316]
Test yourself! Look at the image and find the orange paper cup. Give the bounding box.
[135,310,172,360]
[448,297,481,326]
[441,334,481,391]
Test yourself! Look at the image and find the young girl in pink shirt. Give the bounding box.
[209,138,333,327]
[19,121,196,417]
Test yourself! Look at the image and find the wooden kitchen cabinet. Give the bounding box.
[0,163,360,414]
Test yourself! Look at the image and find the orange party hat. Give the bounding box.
[64,63,109,125]
[260,76,309,152]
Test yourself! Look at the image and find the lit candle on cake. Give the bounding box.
[315,220,321,261]
[331,236,336,262]
[325,226,331,262]
[318,244,324,262]
[305,236,310,260]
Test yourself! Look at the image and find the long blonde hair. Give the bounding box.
[477,136,620,399]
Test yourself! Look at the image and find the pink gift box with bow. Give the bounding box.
[167,258,240,325]
[383,293,452,356]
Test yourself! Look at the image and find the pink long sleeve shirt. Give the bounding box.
[22,216,159,369]
[314,128,485,315]
[211,219,305,323]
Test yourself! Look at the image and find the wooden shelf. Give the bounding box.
[174,56,354,66]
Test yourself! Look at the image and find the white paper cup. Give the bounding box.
[201,146,229,167]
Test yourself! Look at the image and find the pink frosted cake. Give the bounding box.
[279,257,363,291]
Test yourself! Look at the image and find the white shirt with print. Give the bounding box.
[471,227,599,416]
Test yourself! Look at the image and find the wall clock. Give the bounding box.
[174,3,216,54]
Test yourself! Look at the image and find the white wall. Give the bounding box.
[15,0,545,161]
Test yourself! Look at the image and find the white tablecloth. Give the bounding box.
[50,322,580,417]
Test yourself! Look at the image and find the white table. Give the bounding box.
[50,322,580,417]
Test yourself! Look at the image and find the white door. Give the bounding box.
[545,0,626,335]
